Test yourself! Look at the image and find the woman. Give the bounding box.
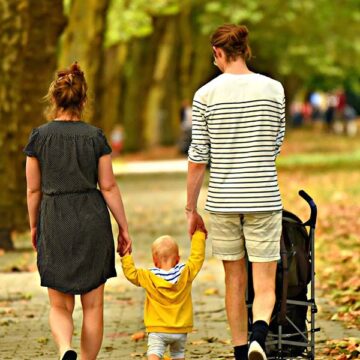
[24,62,131,360]
[186,24,285,360]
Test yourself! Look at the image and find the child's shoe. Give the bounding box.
[248,340,267,360]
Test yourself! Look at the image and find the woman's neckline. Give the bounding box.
[52,119,83,123]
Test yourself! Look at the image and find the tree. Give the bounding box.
[199,0,360,101]
[0,0,66,249]
[101,0,182,150]
[59,0,110,127]
[100,0,216,151]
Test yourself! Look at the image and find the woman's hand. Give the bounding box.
[187,210,208,237]
[117,229,132,257]
[31,227,37,251]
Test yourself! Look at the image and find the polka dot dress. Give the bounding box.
[24,120,117,294]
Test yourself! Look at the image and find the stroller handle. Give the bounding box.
[299,190,317,228]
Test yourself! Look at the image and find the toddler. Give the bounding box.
[120,230,206,360]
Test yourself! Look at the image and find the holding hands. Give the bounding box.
[117,228,132,257]
[186,209,207,238]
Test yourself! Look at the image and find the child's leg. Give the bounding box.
[148,355,161,360]
[47,288,75,356]
[169,333,187,360]
[147,333,167,360]
[80,284,104,360]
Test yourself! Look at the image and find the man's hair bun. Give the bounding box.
[211,24,252,62]
[235,25,248,39]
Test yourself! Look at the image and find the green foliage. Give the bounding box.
[104,0,360,90]
[105,0,179,46]
[199,0,360,89]
[63,0,72,15]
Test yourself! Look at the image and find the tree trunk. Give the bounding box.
[101,43,128,136]
[144,17,177,147]
[120,9,215,152]
[59,0,110,128]
[120,21,164,152]
[0,0,66,249]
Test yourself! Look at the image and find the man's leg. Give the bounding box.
[252,261,277,324]
[244,211,281,360]
[247,261,277,360]
[223,259,248,359]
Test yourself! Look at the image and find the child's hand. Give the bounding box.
[196,225,208,239]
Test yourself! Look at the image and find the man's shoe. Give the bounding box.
[60,349,77,360]
[248,340,267,360]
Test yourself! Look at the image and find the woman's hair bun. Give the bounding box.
[45,62,88,120]
[69,62,84,76]
[56,62,84,82]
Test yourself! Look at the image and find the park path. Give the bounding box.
[1,251,358,359]
[112,158,188,175]
[1,159,359,359]
[0,255,230,359]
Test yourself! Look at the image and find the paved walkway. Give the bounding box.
[113,159,188,176]
[1,253,358,359]
[0,256,231,359]
[2,159,359,359]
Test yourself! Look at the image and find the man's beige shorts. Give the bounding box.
[210,211,282,262]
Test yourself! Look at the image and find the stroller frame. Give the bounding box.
[246,190,320,360]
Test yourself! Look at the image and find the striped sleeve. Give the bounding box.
[188,94,210,164]
[274,96,286,158]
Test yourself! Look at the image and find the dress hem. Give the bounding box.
[41,272,117,295]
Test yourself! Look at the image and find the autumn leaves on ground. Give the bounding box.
[1,127,360,359]
[278,128,360,359]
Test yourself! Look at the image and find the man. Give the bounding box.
[186,24,285,360]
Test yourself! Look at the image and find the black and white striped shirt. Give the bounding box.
[188,73,285,213]
[149,263,185,284]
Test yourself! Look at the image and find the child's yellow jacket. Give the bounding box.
[121,230,206,333]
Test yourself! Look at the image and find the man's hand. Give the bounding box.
[31,227,37,251]
[117,229,132,257]
[187,210,207,237]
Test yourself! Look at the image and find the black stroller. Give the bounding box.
[247,190,319,359]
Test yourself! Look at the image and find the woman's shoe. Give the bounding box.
[60,349,77,360]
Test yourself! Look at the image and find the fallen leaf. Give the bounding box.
[202,336,218,343]
[37,337,49,345]
[130,352,145,357]
[131,331,146,341]
[204,288,219,296]
[190,339,206,346]
[335,355,346,360]
[107,332,128,339]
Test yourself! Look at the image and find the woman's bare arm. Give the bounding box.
[98,154,131,254]
[25,157,42,249]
